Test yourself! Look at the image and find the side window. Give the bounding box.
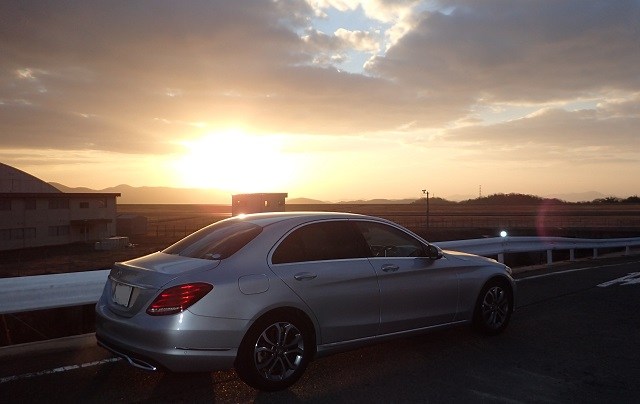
[272,221,369,264]
[355,221,426,258]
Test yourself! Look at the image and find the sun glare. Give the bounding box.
[173,129,296,193]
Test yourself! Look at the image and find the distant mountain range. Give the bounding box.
[49,183,612,204]
[335,198,419,204]
[544,191,607,203]
[50,183,231,204]
[50,184,334,205]
[287,197,327,204]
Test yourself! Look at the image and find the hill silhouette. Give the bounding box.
[460,193,563,205]
[50,183,230,204]
[48,183,636,205]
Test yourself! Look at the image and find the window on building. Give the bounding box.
[11,228,24,240]
[80,202,90,209]
[25,199,37,210]
[48,225,70,237]
[0,228,37,240]
[49,199,70,209]
[0,199,11,211]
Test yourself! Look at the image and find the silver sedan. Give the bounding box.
[96,212,515,391]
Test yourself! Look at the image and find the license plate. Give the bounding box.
[113,282,133,307]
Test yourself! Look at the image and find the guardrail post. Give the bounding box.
[546,250,553,265]
[497,253,504,263]
[569,249,575,261]
[593,248,598,259]
[1,314,12,345]
[625,246,630,256]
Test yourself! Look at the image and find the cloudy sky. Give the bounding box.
[1,0,639,202]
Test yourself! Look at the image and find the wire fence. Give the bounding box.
[144,214,231,240]
[124,205,640,241]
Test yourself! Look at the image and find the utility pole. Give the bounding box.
[422,189,429,229]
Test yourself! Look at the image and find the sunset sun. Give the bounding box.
[173,129,296,193]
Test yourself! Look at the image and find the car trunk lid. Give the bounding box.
[106,252,219,317]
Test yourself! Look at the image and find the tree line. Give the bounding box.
[411,193,640,206]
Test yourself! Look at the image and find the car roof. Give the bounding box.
[229,211,374,227]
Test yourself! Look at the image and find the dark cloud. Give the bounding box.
[0,103,173,153]
[0,0,467,152]
[0,0,639,162]
[1,1,305,68]
[370,0,640,102]
[443,106,640,166]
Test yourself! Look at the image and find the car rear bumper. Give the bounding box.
[96,334,238,372]
[95,301,248,372]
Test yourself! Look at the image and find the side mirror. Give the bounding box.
[426,244,443,260]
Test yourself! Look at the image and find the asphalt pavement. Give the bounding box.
[1,255,639,403]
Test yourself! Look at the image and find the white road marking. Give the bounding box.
[0,357,121,384]
[597,272,640,288]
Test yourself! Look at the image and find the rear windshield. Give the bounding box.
[163,220,262,260]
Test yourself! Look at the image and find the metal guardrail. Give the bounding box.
[437,236,640,264]
[0,270,109,315]
[1,236,639,315]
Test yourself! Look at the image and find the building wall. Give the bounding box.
[232,193,288,216]
[0,194,118,251]
[69,196,118,242]
[0,163,120,251]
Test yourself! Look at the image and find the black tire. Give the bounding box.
[235,312,313,391]
[473,280,513,335]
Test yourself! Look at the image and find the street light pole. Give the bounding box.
[422,189,429,229]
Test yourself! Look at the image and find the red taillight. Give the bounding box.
[146,283,213,316]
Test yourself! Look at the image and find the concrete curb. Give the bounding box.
[0,332,96,359]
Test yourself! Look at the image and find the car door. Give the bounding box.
[268,220,380,344]
[354,220,459,335]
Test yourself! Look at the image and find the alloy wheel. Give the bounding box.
[481,286,509,329]
[253,322,305,381]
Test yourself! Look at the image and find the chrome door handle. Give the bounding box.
[294,272,318,281]
[381,264,400,272]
